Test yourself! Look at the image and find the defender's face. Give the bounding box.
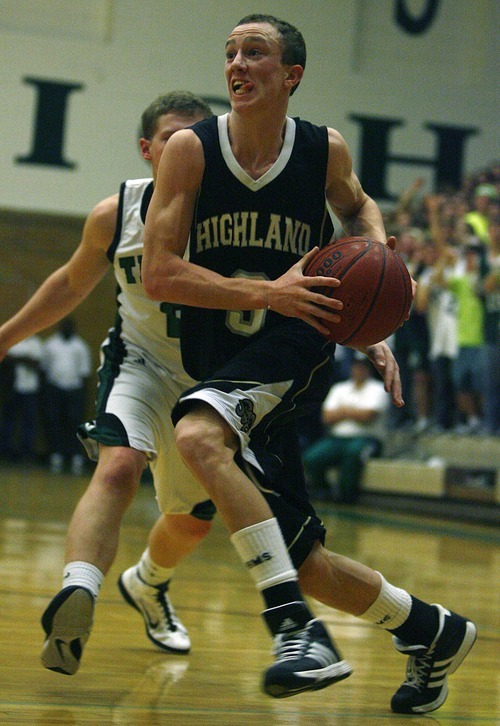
[140,112,205,175]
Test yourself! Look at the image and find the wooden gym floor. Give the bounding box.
[1,464,498,725]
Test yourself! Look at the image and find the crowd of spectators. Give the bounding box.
[383,160,499,436]
[298,161,499,503]
[302,161,499,448]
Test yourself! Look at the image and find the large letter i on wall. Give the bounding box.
[16,77,84,169]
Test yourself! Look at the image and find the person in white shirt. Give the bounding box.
[41,318,92,473]
[302,355,388,503]
[0,335,44,462]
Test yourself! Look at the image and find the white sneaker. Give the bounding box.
[41,586,94,675]
[118,566,190,653]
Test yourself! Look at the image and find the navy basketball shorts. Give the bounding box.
[173,320,336,567]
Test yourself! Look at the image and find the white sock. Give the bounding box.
[137,548,176,586]
[359,573,412,630]
[230,518,297,590]
[62,561,103,598]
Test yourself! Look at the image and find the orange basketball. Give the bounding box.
[304,236,412,346]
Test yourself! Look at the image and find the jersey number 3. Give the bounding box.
[226,270,269,337]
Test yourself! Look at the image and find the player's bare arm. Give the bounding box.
[325,128,393,245]
[325,128,414,311]
[143,131,342,331]
[0,196,113,360]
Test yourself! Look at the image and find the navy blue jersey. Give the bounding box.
[180,113,334,380]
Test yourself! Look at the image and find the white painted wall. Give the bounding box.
[0,0,498,215]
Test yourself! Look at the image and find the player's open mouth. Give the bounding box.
[232,80,253,95]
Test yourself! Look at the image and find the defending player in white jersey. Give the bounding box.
[0,91,216,675]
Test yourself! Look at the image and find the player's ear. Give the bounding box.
[284,64,303,91]
[139,137,152,161]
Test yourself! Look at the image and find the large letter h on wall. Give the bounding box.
[349,115,479,200]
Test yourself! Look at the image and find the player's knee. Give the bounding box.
[174,412,228,470]
[95,446,145,494]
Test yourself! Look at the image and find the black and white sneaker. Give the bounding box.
[118,566,190,653]
[262,602,353,698]
[391,603,477,713]
[41,586,94,675]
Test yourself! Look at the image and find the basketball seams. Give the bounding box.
[309,238,372,285]
[334,239,372,281]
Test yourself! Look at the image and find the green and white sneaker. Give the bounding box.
[118,566,190,653]
[41,586,94,675]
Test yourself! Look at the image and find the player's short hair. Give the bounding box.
[141,91,213,139]
[236,13,306,94]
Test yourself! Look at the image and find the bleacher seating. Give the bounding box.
[359,432,499,524]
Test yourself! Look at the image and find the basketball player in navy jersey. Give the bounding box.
[143,14,476,712]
